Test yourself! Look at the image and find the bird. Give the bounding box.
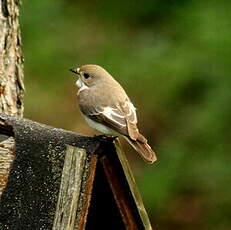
[70,64,157,163]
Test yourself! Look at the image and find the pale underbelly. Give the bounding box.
[84,116,119,136]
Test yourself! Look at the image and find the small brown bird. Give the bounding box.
[70,64,157,163]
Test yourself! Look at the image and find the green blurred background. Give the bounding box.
[20,0,231,229]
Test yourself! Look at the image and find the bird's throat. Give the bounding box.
[76,79,89,94]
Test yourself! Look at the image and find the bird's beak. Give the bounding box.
[69,68,80,75]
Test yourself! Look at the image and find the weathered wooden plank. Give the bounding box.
[0,137,15,197]
[0,114,100,229]
[76,154,98,230]
[52,145,87,230]
[0,115,154,230]
[101,155,139,230]
[114,140,153,230]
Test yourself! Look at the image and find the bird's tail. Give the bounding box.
[124,134,157,164]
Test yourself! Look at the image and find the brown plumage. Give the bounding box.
[70,64,157,164]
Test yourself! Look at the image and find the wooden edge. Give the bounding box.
[100,155,138,230]
[0,119,14,137]
[0,119,15,198]
[114,139,153,230]
[77,154,98,230]
[52,145,87,230]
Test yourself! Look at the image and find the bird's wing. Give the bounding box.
[79,99,139,139]
[120,100,139,140]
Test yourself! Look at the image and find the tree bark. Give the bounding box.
[0,0,24,196]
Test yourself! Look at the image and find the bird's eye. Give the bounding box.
[83,73,90,79]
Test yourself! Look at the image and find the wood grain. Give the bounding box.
[52,146,87,230]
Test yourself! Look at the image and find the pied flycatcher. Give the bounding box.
[70,64,157,163]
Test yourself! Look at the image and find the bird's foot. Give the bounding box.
[94,134,118,142]
[94,134,107,140]
[107,135,118,141]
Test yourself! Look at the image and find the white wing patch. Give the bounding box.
[101,106,126,126]
[127,101,137,123]
[103,107,124,118]
[121,100,137,124]
[99,100,137,128]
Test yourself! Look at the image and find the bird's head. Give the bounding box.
[70,64,111,87]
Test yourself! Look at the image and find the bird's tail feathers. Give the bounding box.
[124,136,157,164]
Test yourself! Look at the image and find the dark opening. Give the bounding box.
[86,161,125,230]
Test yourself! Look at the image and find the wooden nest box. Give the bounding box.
[0,114,153,230]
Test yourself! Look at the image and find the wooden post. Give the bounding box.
[0,114,154,229]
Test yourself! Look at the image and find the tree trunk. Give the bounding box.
[0,0,24,196]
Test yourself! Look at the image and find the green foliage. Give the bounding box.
[21,0,231,229]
